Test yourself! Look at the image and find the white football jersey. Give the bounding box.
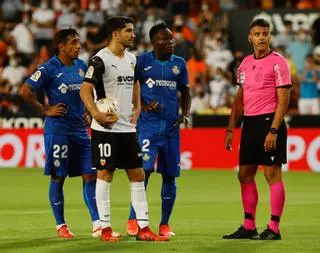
[84,48,136,133]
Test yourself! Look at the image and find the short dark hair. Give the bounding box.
[106,16,134,40]
[149,22,168,42]
[54,28,79,51]
[249,18,270,31]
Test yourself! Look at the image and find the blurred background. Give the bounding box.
[0,0,320,171]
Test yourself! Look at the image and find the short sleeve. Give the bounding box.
[25,67,49,90]
[84,56,105,86]
[274,58,292,87]
[178,60,189,90]
[134,56,141,82]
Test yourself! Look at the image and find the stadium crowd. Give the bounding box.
[0,0,320,119]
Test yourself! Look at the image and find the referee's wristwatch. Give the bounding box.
[269,128,278,134]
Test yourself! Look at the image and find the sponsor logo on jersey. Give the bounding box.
[146,78,156,88]
[79,69,85,77]
[145,77,176,89]
[85,66,94,79]
[100,159,106,166]
[117,75,134,87]
[172,65,180,75]
[144,66,152,71]
[58,83,68,94]
[30,70,41,82]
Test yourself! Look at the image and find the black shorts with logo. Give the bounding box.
[239,113,287,166]
[91,130,143,170]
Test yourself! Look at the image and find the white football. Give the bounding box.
[96,98,120,117]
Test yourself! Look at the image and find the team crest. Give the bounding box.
[172,65,180,75]
[30,70,41,82]
[85,66,94,79]
[100,159,106,166]
[79,68,85,77]
[143,153,150,161]
[54,159,60,167]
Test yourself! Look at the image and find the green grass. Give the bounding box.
[0,168,319,253]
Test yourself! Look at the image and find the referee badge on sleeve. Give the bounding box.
[240,72,245,84]
[85,66,94,79]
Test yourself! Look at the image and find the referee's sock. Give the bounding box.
[241,181,258,230]
[160,175,176,225]
[268,181,285,234]
[49,180,65,227]
[128,172,151,220]
[83,179,99,222]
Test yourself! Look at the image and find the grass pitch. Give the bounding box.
[0,168,319,253]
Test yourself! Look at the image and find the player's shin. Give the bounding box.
[49,180,65,226]
[160,175,176,225]
[269,181,285,233]
[130,181,149,228]
[83,179,100,227]
[96,179,111,228]
[241,181,258,230]
[128,172,151,220]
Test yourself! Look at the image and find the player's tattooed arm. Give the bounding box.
[83,109,92,126]
[175,86,191,127]
[141,100,160,112]
[20,83,67,117]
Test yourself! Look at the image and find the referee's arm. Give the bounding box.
[270,86,291,130]
[226,86,244,132]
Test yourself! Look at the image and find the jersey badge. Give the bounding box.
[30,70,41,82]
[143,153,150,161]
[100,159,106,166]
[85,66,94,79]
[172,65,180,75]
[54,159,60,167]
[79,68,85,77]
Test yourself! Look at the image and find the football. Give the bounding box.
[96,98,120,118]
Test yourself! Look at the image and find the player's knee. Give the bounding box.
[162,174,176,186]
[51,175,65,183]
[127,168,145,182]
[82,173,96,182]
[97,170,113,182]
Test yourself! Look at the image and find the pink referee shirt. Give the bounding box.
[237,51,291,116]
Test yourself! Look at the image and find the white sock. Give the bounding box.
[130,181,149,229]
[56,223,66,230]
[92,220,101,230]
[95,179,111,229]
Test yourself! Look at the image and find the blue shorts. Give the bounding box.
[138,133,180,177]
[44,133,94,177]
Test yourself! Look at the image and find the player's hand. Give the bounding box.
[93,111,118,128]
[130,109,140,125]
[83,111,92,126]
[45,103,67,117]
[264,132,277,152]
[174,115,189,127]
[141,100,159,112]
[225,131,233,152]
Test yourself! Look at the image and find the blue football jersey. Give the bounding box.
[135,52,189,135]
[26,56,88,134]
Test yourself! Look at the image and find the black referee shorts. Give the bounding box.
[239,113,287,166]
[91,130,143,170]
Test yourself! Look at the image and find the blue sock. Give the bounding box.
[128,172,151,220]
[83,180,99,222]
[160,175,176,225]
[49,180,65,226]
